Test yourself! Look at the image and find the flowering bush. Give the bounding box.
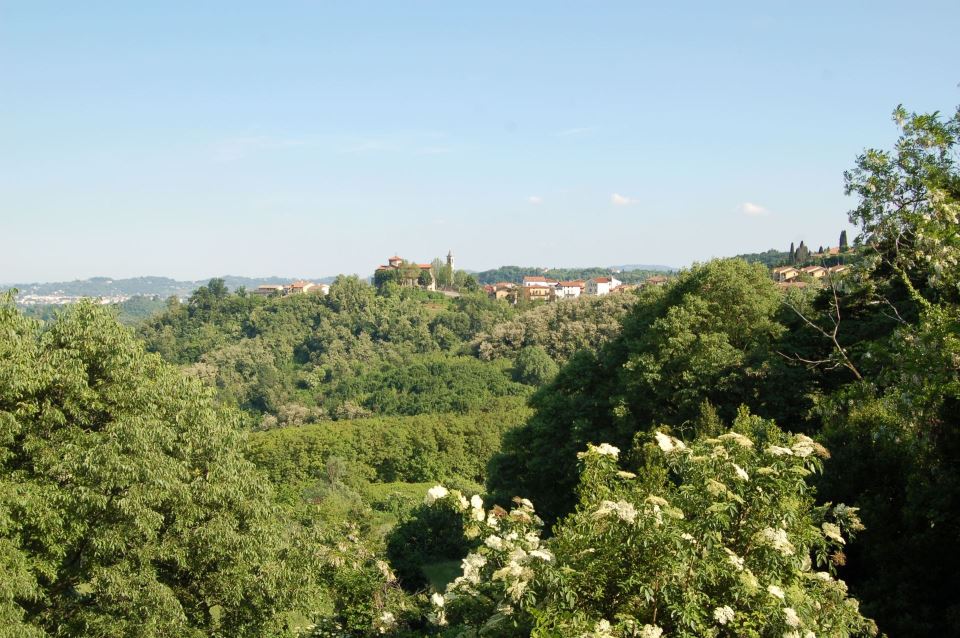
[425,411,876,637]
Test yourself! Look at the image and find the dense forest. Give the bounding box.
[1,104,957,637]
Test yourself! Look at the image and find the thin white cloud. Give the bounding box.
[555,127,592,137]
[215,136,305,161]
[527,196,543,205]
[611,193,638,206]
[738,202,770,216]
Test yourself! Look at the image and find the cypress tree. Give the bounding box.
[789,242,796,264]
[839,230,849,252]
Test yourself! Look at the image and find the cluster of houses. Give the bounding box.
[771,264,848,288]
[253,280,330,297]
[484,274,670,303]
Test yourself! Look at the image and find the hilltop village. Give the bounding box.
[247,239,857,305]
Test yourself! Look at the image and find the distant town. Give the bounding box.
[7,238,854,309]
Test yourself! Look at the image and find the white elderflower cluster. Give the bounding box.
[783,606,801,627]
[654,431,686,453]
[719,431,754,447]
[594,499,638,524]
[758,527,795,556]
[791,434,817,458]
[821,522,846,545]
[578,442,620,459]
[724,548,745,571]
[581,619,614,638]
[766,445,794,456]
[732,463,750,481]
[376,610,396,634]
[713,605,735,625]
[429,591,446,626]
[424,484,448,505]
[639,625,663,638]
[436,494,553,622]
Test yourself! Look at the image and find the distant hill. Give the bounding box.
[3,275,338,299]
[611,263,677,272]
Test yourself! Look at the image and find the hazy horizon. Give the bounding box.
[3,2,957,281]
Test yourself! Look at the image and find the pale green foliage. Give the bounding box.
[845,104,960,302]
[474,294,637,365]
[428,412,875,637]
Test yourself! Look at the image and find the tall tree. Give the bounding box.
[0,299,327,636]
[839,229,849,253]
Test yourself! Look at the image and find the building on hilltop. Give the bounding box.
[522,275,559,287]
[289,280,316,293]
[254,280,328,297]
[521,284,553,303]
[772,266,799,283]
[254,284,288,297]
[585,276,622,296]
[375,254,436,290]
[800,265,827,279]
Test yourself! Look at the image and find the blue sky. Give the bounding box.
[2,1,958,282]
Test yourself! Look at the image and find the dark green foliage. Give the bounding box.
[839,230,849,252]
[386,501,469,590]
[511,346,558,386]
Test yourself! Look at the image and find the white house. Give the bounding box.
[522,275,558,287]
[555,280,585,299]
[585,276,622,296]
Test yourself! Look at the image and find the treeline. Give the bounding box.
[472,265,666,285]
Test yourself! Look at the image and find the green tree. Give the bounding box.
[0,299,340,636]
[429,418,876,637]
[511,346,559,387]
[839,230,849,253]
[809,103,960,636]
[488,259,786,524]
